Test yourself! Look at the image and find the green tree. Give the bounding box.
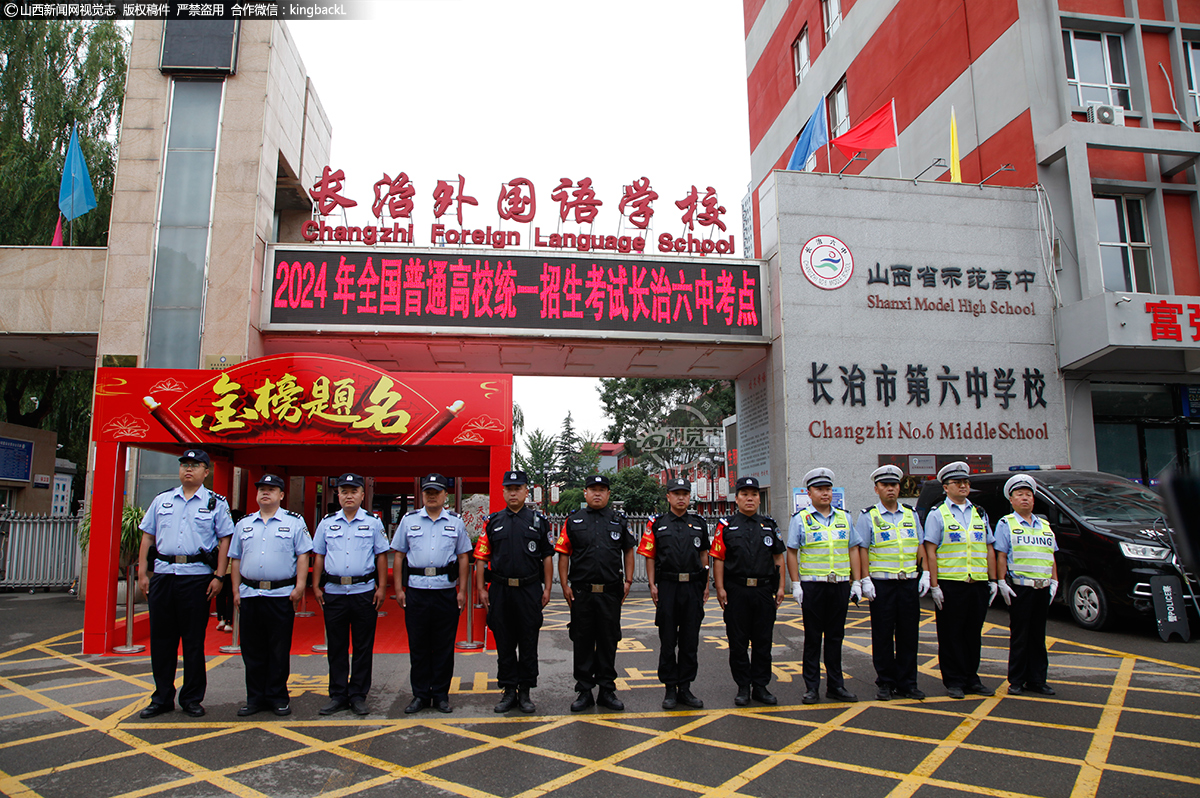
[0,21,128,246]
[553,412,600,489]
[0,369,94,504]
[550,487,584,515]
[514,428,558,495]
[607,465,662,515]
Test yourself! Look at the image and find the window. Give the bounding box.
[1094,195,1153,293]
[822,0,841,41]
[1063,30,1130,109]
[792,27,809,86]
[829,79,849,137]
[1186,40,1200,117]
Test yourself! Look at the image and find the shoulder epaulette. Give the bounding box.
[760,514,776,523]
[235,513,253,523]
[861,506,874,514]
[323,510,338,519]
[286,510,304,519]
[445,509,460,518]
[212,492,228,504]
[487,510,502,521]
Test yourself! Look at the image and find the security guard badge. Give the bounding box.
[693,536,701,548]
[610,530,621,540]
[762,535,773,547]
[527,540,537,553]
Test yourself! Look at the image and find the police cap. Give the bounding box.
[1004,473,1038,499]
[179,449,210,466]
[336,473,365,489]
[735,476,760,491]
[501,470,528,486]
[422,473,450,491]
[870,465,903,484]
[937,461,971,483]
[667,477,692,493]
[803,468,835,489]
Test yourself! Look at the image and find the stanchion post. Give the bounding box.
[456,571,483,650]
[112,563,145,654]
[219,603,242,654]
[312,627,328,653]
[295,587,314,618]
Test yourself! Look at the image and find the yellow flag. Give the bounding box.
[949,106,962,183]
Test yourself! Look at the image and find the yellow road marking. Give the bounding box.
[1069,655,1135,798]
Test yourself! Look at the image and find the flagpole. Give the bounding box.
[892,99,902,179]
[69,123,75,247]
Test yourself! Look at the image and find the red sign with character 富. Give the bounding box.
[92,354,512,447]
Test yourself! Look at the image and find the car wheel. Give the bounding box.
[1068,576,1109,631]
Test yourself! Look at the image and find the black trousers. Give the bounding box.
[869,577,921,691]
[147,573,211,708]
[1008,584,1050,688]
[487,582,544,690]
[323,591,377,701]
[800,580,851,691]
[656,580,705,686]
[215,574,233,622]
[405,587,459,701]
[240,595,294,708]
[935,580,990,689]
[569,589,622,692]
[723,582,777,688]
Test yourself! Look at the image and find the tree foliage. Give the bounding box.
[607,464,662,515]
[514,428,558,493]
[553,412,600,489]
[0,369,94,505]
[0,21,128,246]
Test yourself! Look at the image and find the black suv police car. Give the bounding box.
[916,470,1199,630]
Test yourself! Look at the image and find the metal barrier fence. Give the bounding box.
[0,514,82,590]
[544,514,722,585]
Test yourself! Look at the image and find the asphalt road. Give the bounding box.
[1,587,1198,798]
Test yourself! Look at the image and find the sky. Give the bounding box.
[287,0,752,446]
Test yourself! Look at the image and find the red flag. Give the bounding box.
[830,99,897,158]
[51,214,64,246]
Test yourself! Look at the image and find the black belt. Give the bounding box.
[571,580,623,595]
[245,577,296,590]
[407,560,459,581]
[659,571,706,583]
[154,552,208,565]
[322,573,375,586]
[729,574,777,588]
[484,568,541,587]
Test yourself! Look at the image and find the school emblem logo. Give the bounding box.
[800,235,854,290]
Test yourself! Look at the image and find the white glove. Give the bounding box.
[930,585,944,610]
[850,580,863,603]
[1048,579,1058,604]
[988,581,999,606]
[861,576,876,601]
[918,571,931,597]
[792,582,803,606]
[997,581,1017,606]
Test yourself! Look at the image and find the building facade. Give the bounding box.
[744,0,1200,489]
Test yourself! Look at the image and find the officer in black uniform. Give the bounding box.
[711,476,786,706]
[638,477,709,710]
[135,449,234,719]
[474,470,554,713]
[555,474,636,712]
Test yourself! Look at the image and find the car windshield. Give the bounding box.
[1043,477,1166,525]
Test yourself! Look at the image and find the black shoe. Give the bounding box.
[751,686,778,705]
[662,685,678,710]
[404,697,430,715]
[802,689,820,704]
[734,686,751,706]
[1008,683,1024,695]
[517,689,535,713]
[676,686,704,709]
[350,698,369,716]
[597,689,624,711]
[273,704,292,716]
[826,686,857,703]
[320,699,350,715]
[876,686,893,701]
[570,690,594,712]
[1026,684,1056,695]
[965,683,994,697]
[237,703,263,717]
[947,686,965,699]
[181,704,205,718]
[894,688,926,700]
[434,700,452,713]
[494,689,519,713]
[138,702,173,719]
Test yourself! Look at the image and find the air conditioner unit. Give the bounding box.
[1087,102,1125,126]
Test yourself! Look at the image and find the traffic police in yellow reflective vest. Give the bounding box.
[993,473,1059,696]
[136,449,234,719]
[922,461,999,699]
[393,473,472,715]
[474,470,553,714]
[786,468,860,704]
[852,465,926,701]
[229,473,311,717]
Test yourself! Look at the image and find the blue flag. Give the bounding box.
[786,97,828,172]
[58,126,97,221]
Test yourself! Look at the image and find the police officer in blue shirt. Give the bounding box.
[392,473,472,714]
[922,461,999,699]
[852,465,927,701]
[135,449,235,719]
[229,474,313,717]
[312,473,389,716]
